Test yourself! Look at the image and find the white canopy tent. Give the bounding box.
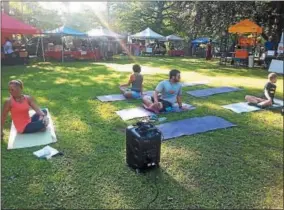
[130,27,166,41]
[166,34,184,41]
[87,28,124,39]
[87,27,125,57]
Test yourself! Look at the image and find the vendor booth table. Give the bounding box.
[1,13,41,65]
[227,19,263,67]
[168,50,184,56]
[44,26,101,62]
[87,28,124,60]
[166,34,185,57]
[130,27,166,56]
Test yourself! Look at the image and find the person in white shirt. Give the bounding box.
[3,38,14,55]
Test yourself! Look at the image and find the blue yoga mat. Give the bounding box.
[187,87,241,97]
[156,116,236,140]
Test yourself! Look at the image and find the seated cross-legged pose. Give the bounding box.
[142,69,188,113]
[119,64,144,99]
[1,80,49,139]
[245,73,278,108]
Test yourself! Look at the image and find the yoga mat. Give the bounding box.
[181,80,209,87]
[116,103,196,121]
[268,59,284,74]
[8,108,57,150]
[222,98,284,113]
[97,91,154,102]
[187,86,241,97]
[156,116,236,140]
[97,81,209,102]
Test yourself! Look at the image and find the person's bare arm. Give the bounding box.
[1,99,11,138]
[141,84,144,95]
[177,86,183,108]
[264,89,272,101]
[153,90,160,104]
[177,95,182,108]
[121,75,134,87]
[27,96,45,116]
[154,81,164,103]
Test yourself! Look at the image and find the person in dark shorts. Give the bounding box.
[142,69,187,113]
[245,73,278,108]
[1,80,49,139]
[119,64,143,99]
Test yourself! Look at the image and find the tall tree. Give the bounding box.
[3,0,10,14]
[9,2,63,30]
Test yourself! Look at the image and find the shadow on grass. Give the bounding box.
[1,61,283,209]
[106,56,282,81]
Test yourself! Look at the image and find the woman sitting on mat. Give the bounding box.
[119,64,144,99]
[245,73,277,108]
[1,80,49,139]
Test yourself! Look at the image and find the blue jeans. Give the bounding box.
[131,91,141,99]
[23,109,47,133]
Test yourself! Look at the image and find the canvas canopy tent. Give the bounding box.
[166,34,184,41]
[1,13,41,44]
[87,28,125,58]
[130,27,166,41]
[87,28,124,39]
[1,13,41,35]
[228,19,262,60]
[45,26,87,36]
[1,13,43,64]
[166,34,185,56]
[43,26,88,62]
[191,37,215,44]
[228,19,263,34]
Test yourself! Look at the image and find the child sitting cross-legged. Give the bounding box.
[245,73,278,108]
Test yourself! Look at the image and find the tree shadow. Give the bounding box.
[106,56,280,81]
[1,60,283,209]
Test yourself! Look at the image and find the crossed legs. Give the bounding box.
[245,95,272,108]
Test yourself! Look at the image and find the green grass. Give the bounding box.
[1,57,283,209]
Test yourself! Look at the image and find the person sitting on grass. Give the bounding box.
[245,73,278,108]
[1,80,49,139]
[119,64,144,99]
[142,69,188,114]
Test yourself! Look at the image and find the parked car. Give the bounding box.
[25,36,62,56]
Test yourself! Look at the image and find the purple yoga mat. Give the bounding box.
[97,91,154,102]
[97,81,209,102]
[187,87,241,97]
[156,116,236,140]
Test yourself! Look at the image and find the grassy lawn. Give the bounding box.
[1,57,283,209]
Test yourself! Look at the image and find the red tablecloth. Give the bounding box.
[168,50,185,56]
[45,49,101,61]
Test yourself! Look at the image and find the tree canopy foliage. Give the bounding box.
[3,1,284,42]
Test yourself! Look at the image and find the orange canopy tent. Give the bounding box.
[228,19,263,34]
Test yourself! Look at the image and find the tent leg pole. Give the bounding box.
[41,37,45,62]
[89,37,95,61]
[35,37,40,56]
[61,34,64,63]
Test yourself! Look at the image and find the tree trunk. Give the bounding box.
[3,1,10,14]
[275,1,284,42]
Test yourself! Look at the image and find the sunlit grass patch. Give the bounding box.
[1,57,283,209]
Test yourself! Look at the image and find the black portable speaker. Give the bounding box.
[126,121,162,172]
